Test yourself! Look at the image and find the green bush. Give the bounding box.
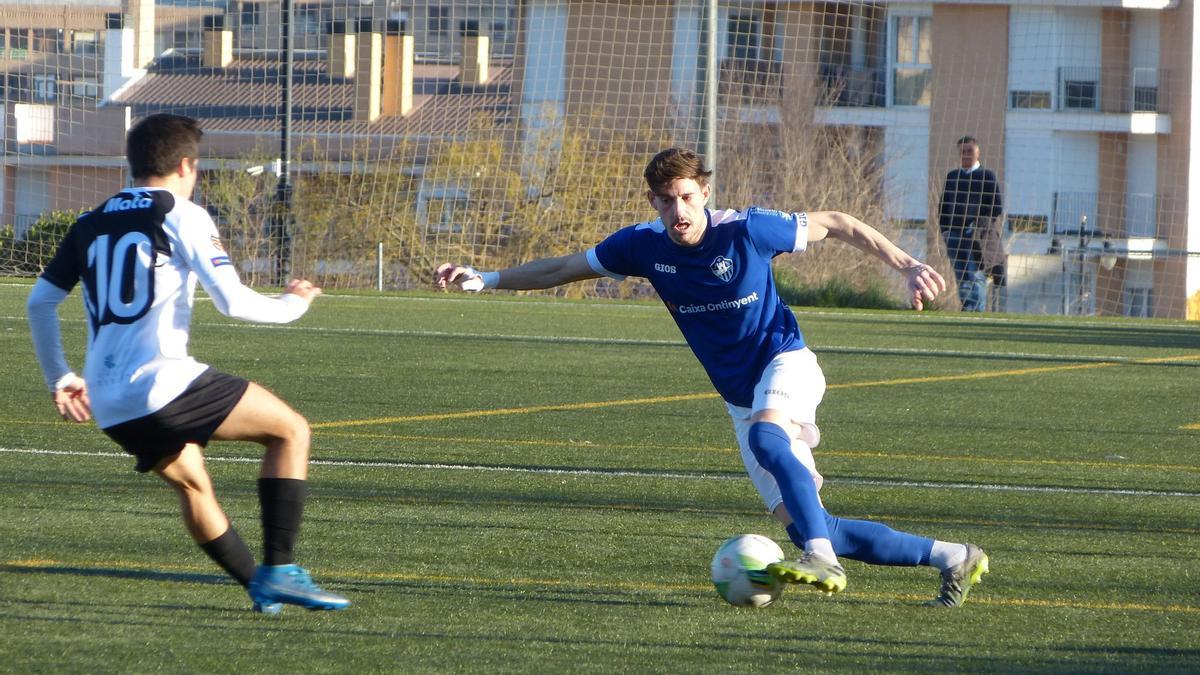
[774,265,905,310]
[0,210,84,277]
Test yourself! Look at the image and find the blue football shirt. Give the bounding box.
[586,207,809,407]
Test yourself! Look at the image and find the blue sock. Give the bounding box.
[789,517,933,566]
[748,422,829,542]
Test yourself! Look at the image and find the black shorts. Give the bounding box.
[102,368,250,473]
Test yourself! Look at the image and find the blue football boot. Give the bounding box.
[249,564,351,611]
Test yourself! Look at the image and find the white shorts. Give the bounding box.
[725,348,826,512]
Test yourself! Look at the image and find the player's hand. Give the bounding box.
[903,264,946,311]
[284,278,322,303]
[53,375,91,423]
[435,263,486,292]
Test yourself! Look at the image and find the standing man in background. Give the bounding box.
[938,136,1006,311]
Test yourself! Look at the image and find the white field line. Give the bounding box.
[0,313,1181,362]
[2,446,1197,499]
[4,280,1198,329]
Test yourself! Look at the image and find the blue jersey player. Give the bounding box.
[436,148,989,606]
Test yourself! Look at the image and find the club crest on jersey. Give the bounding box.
[710,256,735,282]
[210,237,225,253]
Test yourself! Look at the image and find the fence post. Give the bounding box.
[377,241,384,292]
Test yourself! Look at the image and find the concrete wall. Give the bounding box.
[1157,0,1191,317]
[928,4,1009,219]
[564,0,674,141]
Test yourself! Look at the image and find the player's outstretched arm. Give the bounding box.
[805,210,946,311]
[436,252,601,292]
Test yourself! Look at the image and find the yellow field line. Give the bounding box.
[829,361,1118,389]
[6,558,1197,615]
[310,392,719,429]
[313,360,1123,430]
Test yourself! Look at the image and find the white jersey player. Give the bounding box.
[437,148,990,607]
[26,113,349,613]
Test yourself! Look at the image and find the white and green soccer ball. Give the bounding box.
[710,534,785,607]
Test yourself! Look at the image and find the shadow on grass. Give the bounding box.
[1,563,230,586]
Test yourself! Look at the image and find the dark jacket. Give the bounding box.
[938,167,1007,282]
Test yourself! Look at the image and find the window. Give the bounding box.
[72,30,97,55]
[9,29,29,60]
[31,29,62,54]
[1010,90,1051,110]
[1062,80,1097,110]
[1124,287,1153,317]
[459,19,480,37]
[240,2,260,28]
[71,76,99,99]
[1132,86,1157,113]
[727,12,762,60]
[491,21,508,42]
[33,74,56,102]
[295,9,322,35]
[428,6,450,35]
[891,15,931,106]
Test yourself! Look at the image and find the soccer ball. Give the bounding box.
[710,534,785,607]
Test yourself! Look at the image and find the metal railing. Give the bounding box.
[1052,191,1161,238]
[1054,66,1169,114]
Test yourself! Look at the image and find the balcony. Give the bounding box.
[1051,191,1162,238]
[1009,67,1170,114]
[818,64,885,108]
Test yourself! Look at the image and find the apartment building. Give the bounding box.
[2,0,515,237]
[515,0,1193,317]
[3,1,1196,317]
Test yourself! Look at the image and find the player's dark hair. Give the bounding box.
[126,113,203,179]
[644,148,713,193]
[957,135,978,146]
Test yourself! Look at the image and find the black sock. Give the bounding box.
[259,477,307,566]
[199,527,257,587]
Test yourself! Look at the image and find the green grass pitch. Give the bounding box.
[1,280,1197,672]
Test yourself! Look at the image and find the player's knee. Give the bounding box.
[275,410,311,455]
[748,422,793,472]
[160,469,214,498]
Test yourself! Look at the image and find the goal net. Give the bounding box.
[2,0,1195,317]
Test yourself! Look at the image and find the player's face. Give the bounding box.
[648,178,711,247]
[959,142,980,169]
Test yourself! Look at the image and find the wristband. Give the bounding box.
[460,268,497,292]
[478,271,500,289]
[53,372,78,392]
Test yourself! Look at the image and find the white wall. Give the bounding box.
[671,0,702,109]
[884,125,929,221]
[1054,132,1099,233]
[1056,8,1101,67]
[14,168,50,238]
[1008,6,1057,96]
[1005,129,1055,220]
[1126,135,1158,237]
[1130,10,1160,73]
[1130,10,1161,94]
[521,1,566,107]
[520,0,567,162]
